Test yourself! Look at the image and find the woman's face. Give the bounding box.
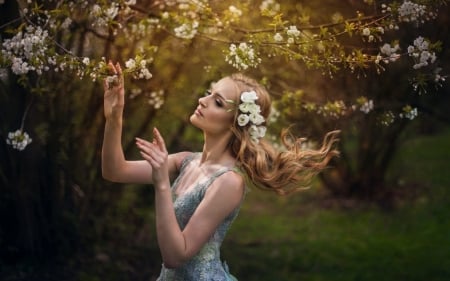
[190,77,238,136]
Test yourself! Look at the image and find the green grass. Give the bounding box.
[223,129,450,281]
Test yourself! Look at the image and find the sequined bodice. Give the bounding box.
[157,153,242,281]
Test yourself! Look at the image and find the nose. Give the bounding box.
[198,95,207,107]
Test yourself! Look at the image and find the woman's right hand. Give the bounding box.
[103,61,125,120]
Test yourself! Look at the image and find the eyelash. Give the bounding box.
[204,90,223,107]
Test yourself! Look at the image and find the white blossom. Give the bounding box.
[240,91,258,103]
[399,106,418,120]
[147,90,164,109]
[236,90,266,143]
[260,0,281,17]
[398,1,427,23]
[174,21,199,39]
[6,129,32,151]
[2,25,50,75]
[360,100,374,114]
[237,114,250,126]
[82,57,90,65]
[408,36,437,69]
[273,33,283,42]
[362,28,370,36]
[228,5,242,17]
[286,25,300,37]
[225,43,261,70]
[125,58,136,69]
[379,43,400,63]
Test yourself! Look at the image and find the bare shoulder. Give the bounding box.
[165,151,192,181]
[219,170,245,190]
[206,170,245,202]
[169,151,193,170]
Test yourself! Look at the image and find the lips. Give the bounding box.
[195,107,203,117]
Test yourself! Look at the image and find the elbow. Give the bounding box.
[162,253,189,269]
[163,259,184,269]
[102,167,117,182]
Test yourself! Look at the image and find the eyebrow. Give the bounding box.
[213,92,226,101]
[212,91,235,108]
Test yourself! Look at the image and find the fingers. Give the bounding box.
[135,137,166,166]
[116,62,124,85]
[153,127,167,152]
[104,61,124,90]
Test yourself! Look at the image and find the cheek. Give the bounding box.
[208,111,235,131]
[217,111,235,126]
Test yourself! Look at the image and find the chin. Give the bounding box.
[189,114,200,128]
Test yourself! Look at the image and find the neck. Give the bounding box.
[200,132,234,166]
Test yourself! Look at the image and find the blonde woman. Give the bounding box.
[102,62,339,281]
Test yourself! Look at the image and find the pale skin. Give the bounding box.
[102,62,245,268]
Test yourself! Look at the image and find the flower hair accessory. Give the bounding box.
[236,90,266,143]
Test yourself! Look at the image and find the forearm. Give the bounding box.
[154,187,188,268]
[101,116,126,181]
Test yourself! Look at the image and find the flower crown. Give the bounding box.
[229,90,266,143]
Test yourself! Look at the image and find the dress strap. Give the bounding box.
[197,167,234,198]
[179,152,198,172]
[171,152,199,194]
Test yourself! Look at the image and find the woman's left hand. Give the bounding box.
[136,127,170,189]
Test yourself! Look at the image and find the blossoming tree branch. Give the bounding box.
[0,0,448,150]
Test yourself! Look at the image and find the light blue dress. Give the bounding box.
[157,153,243,281]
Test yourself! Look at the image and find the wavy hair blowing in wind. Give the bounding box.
[227,73,340,195]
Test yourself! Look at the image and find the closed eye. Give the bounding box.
[205,90,224,107]
[215,98,223,107]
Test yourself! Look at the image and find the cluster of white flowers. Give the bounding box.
[174,21,199,39]
[380,111,396,126]
[174,0,208,14]
[361,26,384,43]
[360,99,374,114]
[407,36,436,69]
[228,5,242,18]
[125,58,153,80]
[316,101,347,118]
[378,43,401,63]
[89,3,119,28]
[397,1,427,23]
[382,1,436,24]
[61,17,73,29]
[225,43,261,70]
[129,18,161,38]
[105,74,118,89]
[147,90,165,109]
[273,33,283,42]
[433,68,446,83]
[2,25,51,75]
[286,26,300,37]
[286,25,301,44]
[237,91,266,143]
[399,105,418,120]
[259,0,281,17]
[6,130,32,151]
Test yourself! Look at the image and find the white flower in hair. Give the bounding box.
[249,112,265,125]
[240,91,258,102]
[237,114,250,126]
[236,90,267,143]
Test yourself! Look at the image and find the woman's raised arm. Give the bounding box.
[101,62,189,184]
[101,61,149,183]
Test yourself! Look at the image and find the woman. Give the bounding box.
[102,62,339,280]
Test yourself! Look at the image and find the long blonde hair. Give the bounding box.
[227,73,340,195]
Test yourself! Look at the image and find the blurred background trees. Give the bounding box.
[1,0,449,280]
